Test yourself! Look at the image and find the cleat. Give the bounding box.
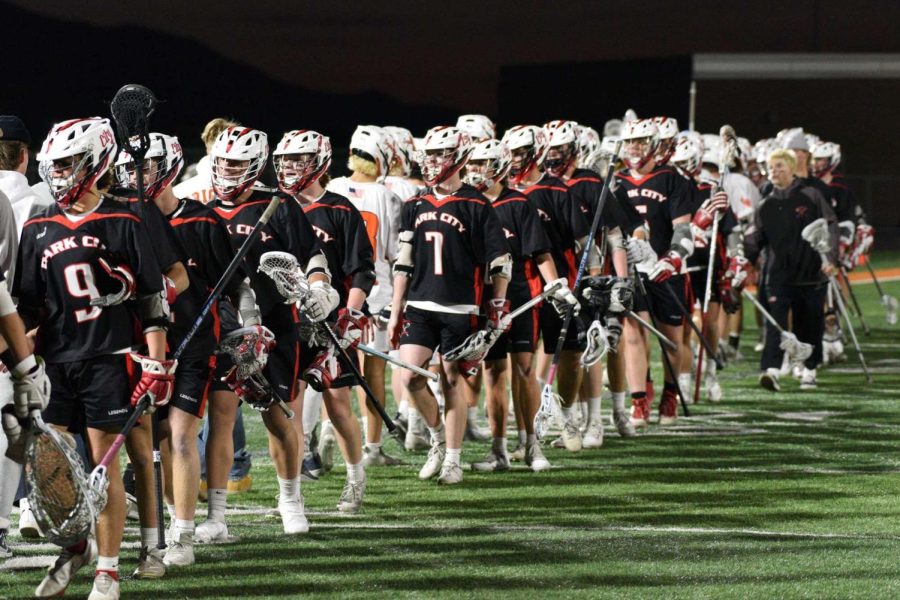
[550,436,565,449]
[582,421,604,449]
[418,442,446,480]
[303,452,323,479]
[659,390,678,426]
[194,519,230,544]
[437,461,463,485]
[124,492,139,521]
[612,408,636,437]
[525,442,551,472]
[800,368,818,390]
[759,369,781,392]
[336,476,366,513]
[508,444,526,462]
[280,495,310,532]
[706,374,723,402]
[88,571,119,600]
[318,422,336,473]
[471,450,510,472]
[227,474,253,494]
[301,461,320,482]
[678,373,693,404]
[0,529,11,559]
[362,446,402,467]
[560,420,582,452]
[35,538,97,598]
[163,530,195,567]
[133,546,166,579]
[404,431,430,452]
[18,498,42,539]
[630,397,650,429]
[464,422,491,442]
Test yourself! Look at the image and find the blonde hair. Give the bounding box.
[767,149,796,172]
[348,154,379,178]
[202,117,239,154]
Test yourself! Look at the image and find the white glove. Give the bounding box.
[299,280,340,323]
[2,407,26,463]
[544,278,578,316]
[626,238,657,266]
[11,355,50,419]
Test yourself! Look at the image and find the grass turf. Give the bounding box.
[2,254,900,599]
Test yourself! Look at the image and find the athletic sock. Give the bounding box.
[365,441,383,453]
[631,391,647,404]
[278,476,299,502]
[561,405,574,420]
[166,503,177,521]
[492,436,508,456]
[140,527,158,549]
[729,333,740,350]
[445,448,461,465]
[96,555,119,574]
[467,406,479,423]
[174,519,195,535]
[517,429,527,446]
[587,396,602,423]
[208,488,227,522]
[611,391,627,412]
[428,421,446,445]
[346,462,364,483]
[398,399,409,416]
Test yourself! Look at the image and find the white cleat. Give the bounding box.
[88,571,120,600]
[437,461,463,485]
[418,442,446,480]
[35,537,97,598]
[525,442,551,472]
[560,420,583,452]
[163,531,195,567]
[336,477,366,514]
[678,373,693,404]
[508,444,526,462]
[318,422,336,473]
[759,368,781,392]
[611,408,636,437]
[194,519,231,544]
[133,546,166,579]
[582,421,604,449]
[706,374,723,402]
[280,495,311,531]
[800,368,818,390]
[18,498,42,539]
[362,446,402,467]
[471,450,511,472]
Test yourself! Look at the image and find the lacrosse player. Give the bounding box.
[15,117,173,600]
[387,125,511,485]
[274,129,376,512]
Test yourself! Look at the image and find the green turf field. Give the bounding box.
[3,255,900,599]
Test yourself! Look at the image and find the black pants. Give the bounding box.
[761,282,827,370]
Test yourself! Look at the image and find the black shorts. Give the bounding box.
[687,270,720,309]
[485,290,540,360]
[157,356,214,420]
[540,302,583,352]
[631,274,686,327]
[400,305,478,357]
[297,339,360,390]
[44,354,135,434]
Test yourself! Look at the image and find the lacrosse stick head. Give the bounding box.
[801,218,832,255]
[109,84,157,160]
[442,329,494,363]
[218,326,274,380]
[779,331,813,363]
[534,384,562,440]
[580,320,609,368]
[719,124,738,173]
[26,415,102,547]
[258,251,309,303]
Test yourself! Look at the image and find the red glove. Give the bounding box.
[162,275,178,304]
[691,192,728,248]
[91,257,137,307]
[129,354,177,408]
[854,224,874,257]
[723,256,751,290]
[223,367,269,406]
[719,278,741,314]
[486,298,511,332]
[649,251,683,283]
[335,308,368,350]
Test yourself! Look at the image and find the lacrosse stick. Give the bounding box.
[624,310,678,352]
[89,195,283,502]
[664,284,723,369]
[20,409,104,547]
[801,218,872,383]
[257,251,404,437]
[358,344,439,382]
[580,320,609,368]
[536,142,622,439]
[863,258,899,325]
[741,290,813,364]
[838,267,871,335]
[217,326,294,418]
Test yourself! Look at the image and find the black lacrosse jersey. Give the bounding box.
[490,187,551,300]
[299,191,375,307]
[520,175,591,287]
[107,189,187,272]
[826,175,864,224]
[565,168,644,236]
[14,200,165,363]
[684,179,737,273]
[612,166,692,256]
[209,190,324,317]
[402,184,509,310]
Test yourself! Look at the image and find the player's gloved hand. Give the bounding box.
[299,280,340,322]
[690,192,729,248]
[649,250,683,283]
[544,278,577,316]
[487,298,511,332]
[853,224,874,261]
[223,367,270,406]
[606,316,623,352]
[249,325,276,368]
[2,406,27,464]
[129,354,178,408]
[10,355,50,419]
[625,238,656,266]
[723,256,751,290]
[719,282,741,314]
[162,275,178,304]
[336,307,368,350]
[609,277,634,314]
[90,256,136,307]
[374,303,392,328]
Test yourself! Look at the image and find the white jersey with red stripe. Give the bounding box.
[173,156,216,204]
[383,175,421,201]
[325,177,401,312]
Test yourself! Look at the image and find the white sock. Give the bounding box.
[365,441,382,452]
[278,476,299,502]
[467,406,478,423]
[428,421,446,445]
[587,396,602,423]
[174,519,195,534]
[705,358,717,377]
[346,462,365,483]
[561,405,574,420]
[492,437,508,456]
[398,399,409,416]
[166,503,177,521]
[611,391,627,412]
[208,488,227,522]
[518,429,527,446]
[140,527,158,548]
[96,555,118,572]
[302,387,323,438]
[445,448,461,464]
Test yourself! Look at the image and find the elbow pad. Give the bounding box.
[838,220,855,247]
[138,291,171,333]
[303,251,331,282]
[235,278,261,326]
[607,227,625,253]
[0,280,16,317]
[393,230,415,278]
[573,236,589,255]
[351,268,376,296]
[586,242,601,271]
[489,253,513,280]
[669,222,694,259]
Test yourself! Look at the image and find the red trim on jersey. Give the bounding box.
[522,184,568,194]
[211,299,221,342]
[563,248,577,287]
[565,176,601,186]
[196,356,215,418]
[492,196,528,209]
[524,260,543,304]
[685,273,696,308]
[828,181,850,190]
[288,339,300,401]
[473,265,484,308]
[169,216,218,227]
[418,194,486,208]
[25,211,141,231]
[212,199,277,220]
[302,203,351,214]
[614,169,669,186]
[531,306,540,348]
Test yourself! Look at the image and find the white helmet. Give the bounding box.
[37,117,118,209]
[501,125,548,185]
[115,132,184,200]
[672,135,703,177]
[419,126,473,186]
[738,137,753,162]
[273,130,332,194]
[542,120,579,177]
[653,117,679,165]
[619,119,659,170]
[464,139,512,191]
[811,140,841,176]
[349,125,392,178]
[778,127,809,152]
[753,138,779,174]
[603,118,624,138]
[701,133,722,167]
[455,114,496,142]
[383,126,416,177]
[804,133,821,150]
[577,126,602,170]
[210,126,268,201]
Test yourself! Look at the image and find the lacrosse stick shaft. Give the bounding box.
[829,276,873,383]
[625,310,677,352]
[151,414,166,550]
[663,283,722,369]
[839,268,870,335]
[864,258,887,297]
[695,214,721,402]
[358,344,438,381]
[95,397,151,470]
[741,289,784,333]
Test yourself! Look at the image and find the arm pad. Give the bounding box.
[489,253,513,280]
[607,227,625,252]
[0,280,16,317]
[303,251,331,282]
[235,278,261,326]
[392,230,415,277]
[351,268,376,296]
[838,220,856,246]
[669,221,694,259]
[138,291,171,333]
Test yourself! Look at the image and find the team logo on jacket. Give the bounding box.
[795,206,808,218]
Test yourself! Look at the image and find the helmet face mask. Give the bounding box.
[810,141,841,176]
[418,126,472,187]
[501,125,547,185]
[114,132,184,200]
[464,139,511,190]
[619,119,659,170]
[543,143,576,177]
[210,127,268,201]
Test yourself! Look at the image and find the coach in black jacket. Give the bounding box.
[745,149,838,391]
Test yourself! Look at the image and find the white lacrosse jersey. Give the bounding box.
[722,172,760,221]
[173,156,216,204]
[383,175,421,201]
[326,177,401,312]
